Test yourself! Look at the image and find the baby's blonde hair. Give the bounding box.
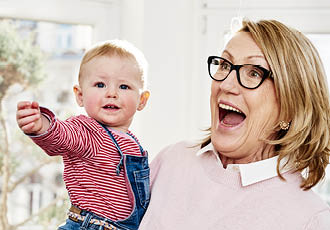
[78,39,148,90]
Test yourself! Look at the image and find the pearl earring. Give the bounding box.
[279,121,290,130]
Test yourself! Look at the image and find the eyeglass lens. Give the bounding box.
[209,57,266,89]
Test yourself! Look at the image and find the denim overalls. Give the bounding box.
[58,124,150,230]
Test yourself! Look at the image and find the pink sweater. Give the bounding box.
[139,141,330,230]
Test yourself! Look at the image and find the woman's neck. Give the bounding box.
[219,144,276,168]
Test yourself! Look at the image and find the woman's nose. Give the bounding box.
[218,70,240,93]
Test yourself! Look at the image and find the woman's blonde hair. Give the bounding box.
[202,19,330,190]
[78,39,148,89]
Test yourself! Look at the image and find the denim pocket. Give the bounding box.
[58,218,80,230]
[134,168,150,209]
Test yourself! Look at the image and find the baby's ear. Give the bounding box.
[73,85,84,107]
[137,90,150,111]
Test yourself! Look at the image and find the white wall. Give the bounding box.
[2,0,330,226]
[1,0,330,159]
[0,0,121,41]
[121,0,201,158]
[121,0,330,159]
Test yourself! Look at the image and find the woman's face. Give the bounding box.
[210,32,280,163]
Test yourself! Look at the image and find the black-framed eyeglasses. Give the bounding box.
[207,56,273,89]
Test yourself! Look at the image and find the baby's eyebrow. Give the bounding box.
[95,74,109,79]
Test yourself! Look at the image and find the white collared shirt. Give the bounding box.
[196,142,290,186]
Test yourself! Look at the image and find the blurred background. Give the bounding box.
[0,0,329,229]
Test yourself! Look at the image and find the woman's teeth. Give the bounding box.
[219,103,242,114]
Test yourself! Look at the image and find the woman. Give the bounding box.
[139,19,330,229]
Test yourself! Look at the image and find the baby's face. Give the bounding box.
[74,55,145,132]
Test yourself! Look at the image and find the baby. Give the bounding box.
[16,40,150,230]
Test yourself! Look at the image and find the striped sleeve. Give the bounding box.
[29,107,145,220]
[30,107,101,158]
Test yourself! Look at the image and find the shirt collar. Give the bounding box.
[196,142,290,186]
[196,142,225,167]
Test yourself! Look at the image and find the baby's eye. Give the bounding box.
[95,82,105,88]
[120,84,129,90]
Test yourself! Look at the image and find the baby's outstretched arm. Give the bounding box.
[16,101,50,135]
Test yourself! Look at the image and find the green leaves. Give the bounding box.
[0,20,45,99]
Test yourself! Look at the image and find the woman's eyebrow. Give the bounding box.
[246,55,266,60]
[222,50,268,66]
[222,50,265,61]
[245,55,269,68]
[221,50,233,59]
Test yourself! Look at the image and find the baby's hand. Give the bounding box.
[16,101,45,135]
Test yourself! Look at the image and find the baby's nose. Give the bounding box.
[106,86,118,98]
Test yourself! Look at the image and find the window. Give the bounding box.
[307,34,330,204]
[1,17,93,228]
[307,34,330,91]
[0,1,119,228]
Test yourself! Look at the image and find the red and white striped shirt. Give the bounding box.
[31,107,144,221]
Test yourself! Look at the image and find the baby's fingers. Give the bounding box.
[20,121,39,134]
[16,101,42,134]
[17,101,32,110]
[31,101,40,110]
[16,108,39,121]
[17,113,40,129]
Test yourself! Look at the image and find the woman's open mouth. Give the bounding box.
[219,103,246,127]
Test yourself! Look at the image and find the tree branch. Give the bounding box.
[11,193,68,230]
[9,157,58,192]
[0,103,10,230]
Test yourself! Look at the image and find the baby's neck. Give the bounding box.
[107,126,129,134]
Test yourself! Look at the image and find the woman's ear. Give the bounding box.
[73,85,84,107]
[137,90,150,111]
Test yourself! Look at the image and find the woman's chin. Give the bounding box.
[211,119,246,141]
[211,134,242,153]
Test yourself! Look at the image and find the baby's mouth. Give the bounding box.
[219,103,246,127]
[103,104,119,110]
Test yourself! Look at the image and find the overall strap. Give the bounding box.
[126,132,145,153]
[99,123,124,175]
[99,123,145,175]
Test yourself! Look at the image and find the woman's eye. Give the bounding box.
[120,84,129,90]
[95,82,105,88]
[249,70,262,78]
[220,62,230,71]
